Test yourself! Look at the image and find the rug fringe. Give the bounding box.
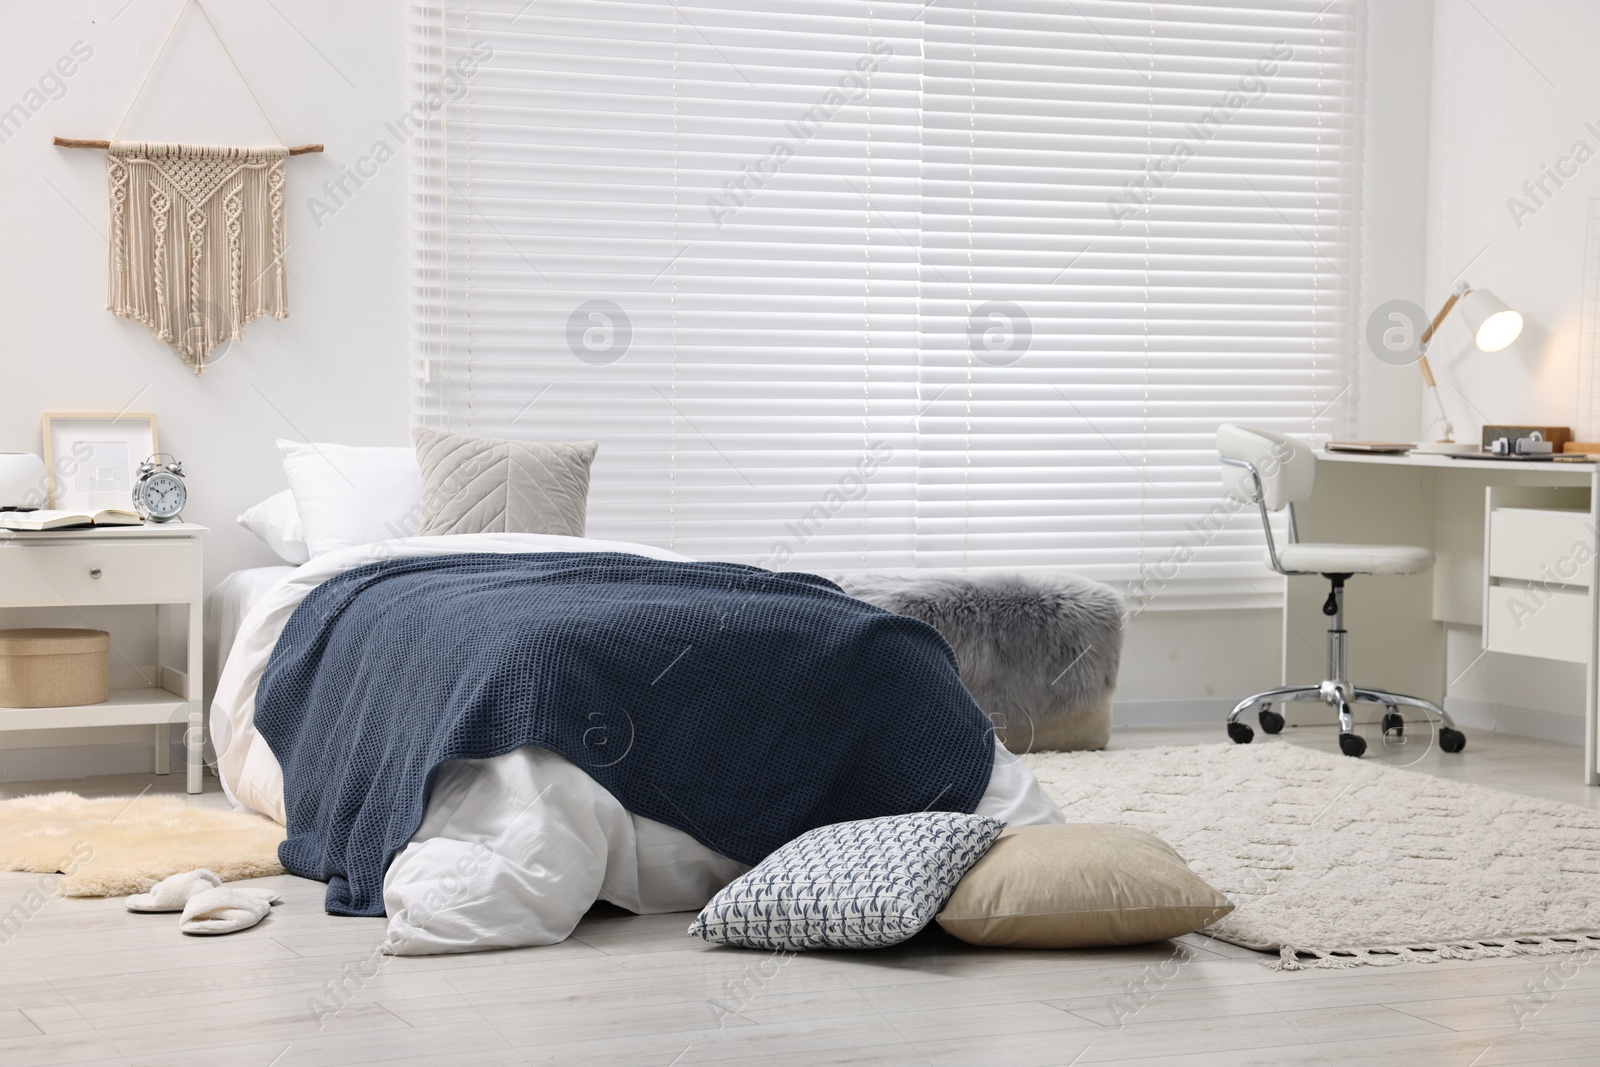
[1267,932,1600,971]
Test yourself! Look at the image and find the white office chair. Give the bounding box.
[1217,424,1466,758]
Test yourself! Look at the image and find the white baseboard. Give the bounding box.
[0,741,187,784]
[1113,699,1236,726]
[1442,698,1584,748]
[1108,698,1371,730]
[5,698,1578,784]
[1113,696,1584,748]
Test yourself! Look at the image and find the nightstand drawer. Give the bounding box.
[0,542,199,606]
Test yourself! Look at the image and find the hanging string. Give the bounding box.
[113,0,286,146]
[111,0,189,136]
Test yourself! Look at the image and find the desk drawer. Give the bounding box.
[0,542,198,607]
[1485,585,1590,663]
[1488,508,1593,587]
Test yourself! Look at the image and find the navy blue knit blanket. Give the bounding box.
[254,552,996,916]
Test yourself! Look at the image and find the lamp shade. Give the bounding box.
[0,453,45,509]
[1460,287,1523,352]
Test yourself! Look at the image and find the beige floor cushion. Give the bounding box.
[936,823,1233,948]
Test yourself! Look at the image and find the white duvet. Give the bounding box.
[211,533,1064,954]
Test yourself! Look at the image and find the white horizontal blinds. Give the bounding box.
[409,1,926,568]
[411,1,1362,593]
[917,0,1361,599]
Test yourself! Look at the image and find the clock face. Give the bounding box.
[138,472,186,520]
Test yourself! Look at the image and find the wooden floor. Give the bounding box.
[3,724,1599,1066]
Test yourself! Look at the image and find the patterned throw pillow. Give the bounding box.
[688,812,1005,950]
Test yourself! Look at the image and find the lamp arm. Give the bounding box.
[1416,354,1455,443]
[1415,282,1470,444]
[1418,288,1465,349]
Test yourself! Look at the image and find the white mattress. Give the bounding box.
[203,565,297,793]
[210,533,1065,954]
[204,566,296,701]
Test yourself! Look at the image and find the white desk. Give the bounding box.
[1292,453,1597,784]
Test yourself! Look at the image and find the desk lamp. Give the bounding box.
[1412,281,1523,455]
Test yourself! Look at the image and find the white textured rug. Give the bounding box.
[1022,742,1600,968]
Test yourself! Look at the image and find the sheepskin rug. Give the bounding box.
[0,792,284,897]
[1023,741,1600,968]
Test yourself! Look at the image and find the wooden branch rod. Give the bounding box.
[53,136,323,155]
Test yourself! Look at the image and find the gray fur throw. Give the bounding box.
[832,571,1124,753]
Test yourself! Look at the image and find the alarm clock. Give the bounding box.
[132,453,188,523]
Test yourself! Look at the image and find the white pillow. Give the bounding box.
[277,440,422,558]
[236,489,310,565]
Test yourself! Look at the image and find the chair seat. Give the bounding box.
[1272,542,1435,576]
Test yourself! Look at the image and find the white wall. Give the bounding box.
[1421,0,1600,739]
[1,1,410,576]
[0,0,409,779]
[1358,0,1434,441]
[1422,0,1599,443]
[1114,609,1285,726]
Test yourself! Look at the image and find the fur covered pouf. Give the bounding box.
[833,572,1124,753]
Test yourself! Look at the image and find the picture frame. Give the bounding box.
[41,412,159,511]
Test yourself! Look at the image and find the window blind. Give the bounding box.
[409,0,1362,605]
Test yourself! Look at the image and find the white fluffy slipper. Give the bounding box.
[179,887,281,935]
[125,869,222,912]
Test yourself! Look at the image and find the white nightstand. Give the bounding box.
[0,523,206,792]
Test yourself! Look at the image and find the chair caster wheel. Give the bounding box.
[1258,708,1285,735]
[1339,732,1367,758]
[1228,722,1254,745]
[1381,710,1404,737]
[1439,727,1467,754]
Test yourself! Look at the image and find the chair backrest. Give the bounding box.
[1217,424,1315,512]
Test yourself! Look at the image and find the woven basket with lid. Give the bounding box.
[0,628,110,708]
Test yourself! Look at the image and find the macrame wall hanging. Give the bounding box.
[55,0,322,375]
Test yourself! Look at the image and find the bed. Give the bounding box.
[208,532,1065,955]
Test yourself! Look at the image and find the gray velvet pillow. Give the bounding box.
[412,427,597,538]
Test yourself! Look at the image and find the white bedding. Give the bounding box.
[210,533,1065,954]
[203,565,296,706]
[204,565,297,802]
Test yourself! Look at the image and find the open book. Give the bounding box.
[0,508,143,531]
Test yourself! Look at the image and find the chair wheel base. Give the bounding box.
[1382,710,1404,737]
[1228,722,1254,745]
[1339,732,1367,758]
[1258,708,1285,734]
[1439,727,1467,754]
